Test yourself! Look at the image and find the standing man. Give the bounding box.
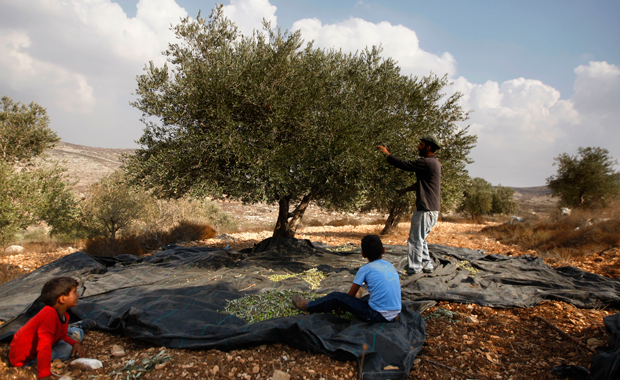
[376,135,441,275]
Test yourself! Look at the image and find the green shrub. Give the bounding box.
[460,178,518,218]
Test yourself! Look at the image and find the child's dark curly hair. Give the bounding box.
[361,234,383,261]
[40,277,79,307]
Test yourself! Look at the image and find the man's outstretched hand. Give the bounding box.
[376,145,390,155]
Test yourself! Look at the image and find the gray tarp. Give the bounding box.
[1,238,620,379]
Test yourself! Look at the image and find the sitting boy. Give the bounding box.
[10,277,88,380]
[292,234,401,323]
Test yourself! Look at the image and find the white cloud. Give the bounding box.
[448,76,579,185]
[61,0,186,64]
[453,76,577,141]
[0,0,189,147]
[292,17,456,79]
[572,61,620,116]
[451,62,620,186]
[562,61,620,159]
[0,30,95,113]
[222,0,277,36]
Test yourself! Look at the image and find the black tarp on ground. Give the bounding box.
[0,241,426,380]
[1,238,620,379]
[590,313,620,380]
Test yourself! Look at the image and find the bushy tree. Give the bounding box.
[547,147,620,208]
[0,97,78,246]
[460,178,494,217]
[491,186,518,215]
[126,6,475,238]
[1,96,58,164]
[459,178,518,218]
[81,171,145,239]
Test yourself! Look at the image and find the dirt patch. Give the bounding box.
[1,219,617,379]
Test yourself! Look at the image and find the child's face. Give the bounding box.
[61,286,79,308]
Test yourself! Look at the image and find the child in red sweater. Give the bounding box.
[10,277,87,380]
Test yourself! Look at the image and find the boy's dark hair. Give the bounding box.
[40,277,79,307]
[361,234,383,261]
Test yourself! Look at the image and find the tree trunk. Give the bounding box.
[273,196,294,238]
[272,191,316,238]
[288,193,314,234]
[381,203,408,235]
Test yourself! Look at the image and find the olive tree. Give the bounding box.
[126,6,476,238]
[81,171,145,239]
[0,96,58,164]
[0,96,78,246]
[547,147,620,208]
[459,177,518,218]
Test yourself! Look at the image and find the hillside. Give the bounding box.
[49,141,134,194]
[49,142,557,212]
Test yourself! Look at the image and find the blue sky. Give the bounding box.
[1,0,619,187]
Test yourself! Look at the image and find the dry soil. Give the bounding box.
[1,219,618,380]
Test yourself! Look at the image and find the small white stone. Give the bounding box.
[70,358,103,371]
[5,245,25,253]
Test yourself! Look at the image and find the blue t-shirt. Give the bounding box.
[353,259,401,312]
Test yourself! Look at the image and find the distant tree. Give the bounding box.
[126,6,476,238]
[547,147,620,208]
[0,96,59,164]
[0,97,78,246]
[459,178,518,218]
[491,186,518,215]
[460,177,494,218]
[81,171,145,239]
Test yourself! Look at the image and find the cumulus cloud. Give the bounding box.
[563,61,620,159]
[447,75,580,185]
[0,30,95,113]
[292,17,456,79]
[572,61,620,116]
[222,0,277,36]
[0,0,188,147]
[450,61,620,186]
[453,77,577,140]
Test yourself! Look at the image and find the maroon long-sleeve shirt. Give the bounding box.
[9,305,78,379]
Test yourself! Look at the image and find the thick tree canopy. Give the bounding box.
[0,96,76,246]
[547,147,620,208]
[126,6,475,237]
[0,96,58,164]
[459,178,517,218]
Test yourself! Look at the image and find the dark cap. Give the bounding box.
[420,135,441,150]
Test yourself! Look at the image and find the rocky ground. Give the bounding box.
[1,219,618,380]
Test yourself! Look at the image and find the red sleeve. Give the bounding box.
[35,311,56,378]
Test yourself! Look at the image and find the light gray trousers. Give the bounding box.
[407,210,439,272]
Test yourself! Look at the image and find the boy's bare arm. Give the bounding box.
[347,283,361,297]
[71,342,85,358]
